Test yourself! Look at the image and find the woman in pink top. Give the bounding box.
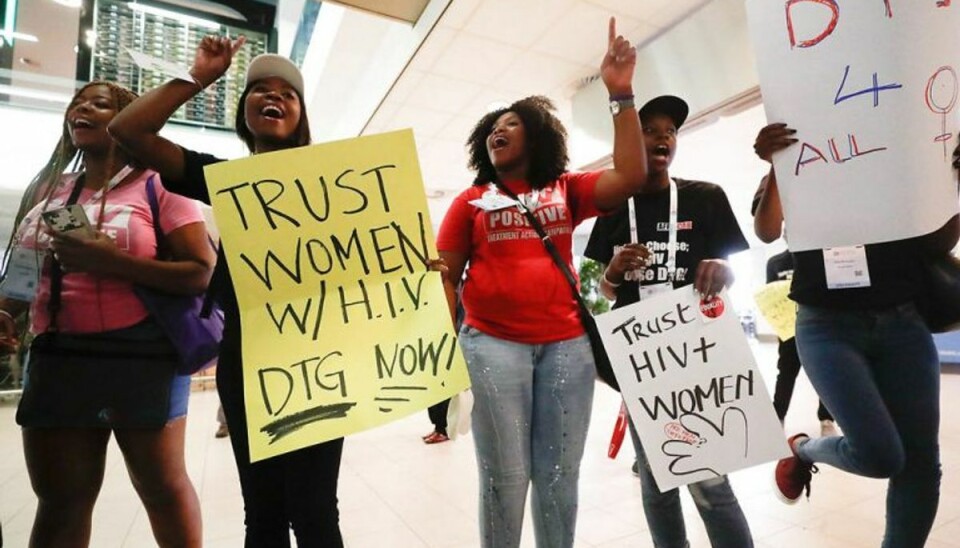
[436,19,654,548]
[0,82,214,547]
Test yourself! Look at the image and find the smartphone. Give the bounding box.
[41,205,94,238]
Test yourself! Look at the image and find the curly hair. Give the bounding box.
[466,95,568,189]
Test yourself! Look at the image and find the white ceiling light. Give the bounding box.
[51,0,83,7]
[0,31,39,47]
[127,2,221,30]
[1,0,38,45]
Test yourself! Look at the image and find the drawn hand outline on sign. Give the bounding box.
[661,407,749,477]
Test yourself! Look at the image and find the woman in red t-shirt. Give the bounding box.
[436,18,653,548]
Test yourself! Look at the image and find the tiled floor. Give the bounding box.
[3,340,960,547]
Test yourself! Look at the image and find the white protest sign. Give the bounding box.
[745,2,960,252]
[126,48,197,84]
[596,289,788,491]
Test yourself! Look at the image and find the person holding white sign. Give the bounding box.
[751,183,837,436]
[584,95,752,548]
[755,122,960,547]
[436,18,650,548]
[109,37,344,547]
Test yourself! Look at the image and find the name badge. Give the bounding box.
[0,247,42,302]
[640,282,673,300]
[823,246,871,289]
[469,190,518,211]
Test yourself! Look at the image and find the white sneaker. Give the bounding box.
[820,420,839,437]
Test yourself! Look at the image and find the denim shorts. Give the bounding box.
[20,319,190,426]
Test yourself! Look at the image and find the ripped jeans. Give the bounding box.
[459,325,595,548]
[628,420,753,548]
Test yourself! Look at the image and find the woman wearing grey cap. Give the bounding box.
[110,36,342,547]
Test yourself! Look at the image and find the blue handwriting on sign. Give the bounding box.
[834,65,903,107]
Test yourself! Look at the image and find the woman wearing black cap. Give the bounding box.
[585,95,754,548]
[110,36,343,547]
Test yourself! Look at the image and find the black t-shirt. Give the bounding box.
[164,147,240,320]
[766,249,794,284]
[584,178,749,309]
[790,215,958,309]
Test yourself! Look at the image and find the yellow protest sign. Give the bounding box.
[753,280,796,341]
[203,129,470,462]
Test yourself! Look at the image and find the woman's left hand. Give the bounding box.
[49,230,123,275]
[600,17,636,96]
[693,259,734,301]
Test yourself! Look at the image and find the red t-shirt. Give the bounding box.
[437,171,603,344]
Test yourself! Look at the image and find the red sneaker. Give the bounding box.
[775,433,817,504]
[423,431,450,444]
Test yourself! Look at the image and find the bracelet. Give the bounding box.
[602,271,622,288]
[0,309,14,322]
[609,93,635,101]
[188,72,206,92]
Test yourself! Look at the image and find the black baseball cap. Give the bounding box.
[638,95,689,130]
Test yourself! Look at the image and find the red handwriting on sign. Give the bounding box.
[794,135,888,175]
[937,0,951,7]
[786,0,840,48]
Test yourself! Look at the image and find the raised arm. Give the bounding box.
[592,17,649,211]
[109,35,245,182]
[752,123,797,243]
[753,173,784,243]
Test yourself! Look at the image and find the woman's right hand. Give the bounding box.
[607,243,653,282]
[190,35,246,88]
[754,123,798,163]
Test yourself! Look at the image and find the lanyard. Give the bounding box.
[88,165,135,203]
[628,178,678,283]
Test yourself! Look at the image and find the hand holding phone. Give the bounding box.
[41,205,94,239]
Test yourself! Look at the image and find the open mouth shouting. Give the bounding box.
[260,104,285,120]
[71,118,94,129]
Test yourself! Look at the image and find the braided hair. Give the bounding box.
[2,81,138,276]
[465,95,569,190]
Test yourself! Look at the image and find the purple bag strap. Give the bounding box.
[145,175,219,317]
[144,175,166,256]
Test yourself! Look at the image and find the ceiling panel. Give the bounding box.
[585,0,677,21]
[437,0,482,30]
[429,32,524,85]
[406,26,458,72]
[463,0,578,49]
[404,73,482,114]
[494,50,591,99]
[530,2,641,66]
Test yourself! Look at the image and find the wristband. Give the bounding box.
[603,271,622,288]
[609,93,635,101]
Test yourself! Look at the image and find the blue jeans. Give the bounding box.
[628,420,753,548]
[795,303,941,548]
[459,325,596,548]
